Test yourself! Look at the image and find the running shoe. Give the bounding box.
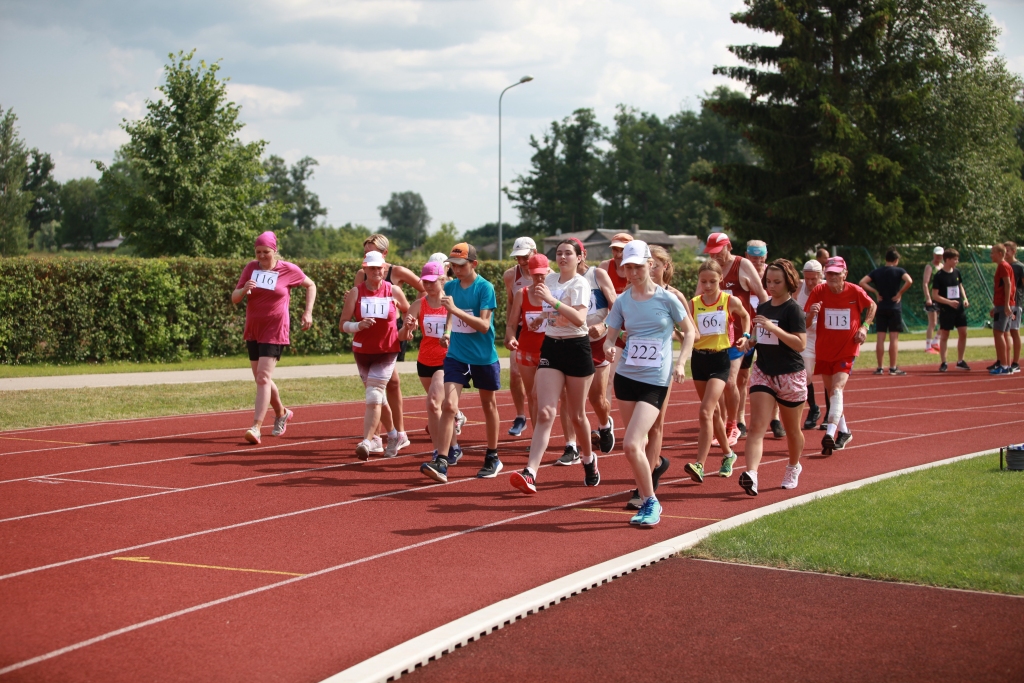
[738,471,758,496]
[369,435,385,454]
[987,361,1000,371]
[939,362,948,373]
[599,417,615,453]
[737,422,747,439]
[590,430,600,450]
[454,411,467,435]
[420,455,448,483]
[447,444,464,465]
[627,489,643,510]
[990,365,1007,375]
[507,416,527,436]
[889,367,907,376]
[956,360,971,371]
[271,409,294,437]
[803,406,820,430]
[818,422,828,431]
[926,345,940,355]
[630,496,662,527]
[476,453,503,479]
[385,432,410,458]
[651,456,670,490]
[1012,363,1021,374]
[356,439,373,461]
[509,468,537,494]
[556,443,581,466]
[834,432,853,449]
[583,455,601,486]
[821,433,835,456]
[770,419,786,439]
[244,426,261,444]
[727,425,740,447]
[780,464,802,490]
[718,452,737,478]
[873,367,884,375]
[684,461,705,483]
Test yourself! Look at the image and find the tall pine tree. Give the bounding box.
[701,0,1024,254]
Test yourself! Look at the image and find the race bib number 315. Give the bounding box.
[625,337,663,368]
[252,270,278,291]
[824,308,850,330]
[360,297,390,319]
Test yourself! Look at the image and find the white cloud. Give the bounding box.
[228,83,303,116]
[52,124,129,152]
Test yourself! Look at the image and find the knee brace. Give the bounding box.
[828,389,844,425]
[366,380,388,406]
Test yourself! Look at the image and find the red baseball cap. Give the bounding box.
[527,253,550,275]
[703,232,731,254]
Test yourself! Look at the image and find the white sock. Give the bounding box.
[388,429,398,440]
[581,453,594,464]
[566,440,577,449]
[826,423,838,437]
[644,495,658,505]
[525,466,536,477]
[926,336,932,347]
[601,421,611,430]
[515,414,525,420]
[747,470,758,483]
[838,415,848,433]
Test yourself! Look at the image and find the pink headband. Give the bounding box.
[255,231,277,250]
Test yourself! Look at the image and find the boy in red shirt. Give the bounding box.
[990,243,1017,375]
[804,257,877,455]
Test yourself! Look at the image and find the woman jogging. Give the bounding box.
[339,250,410,460]
[400,261,462,464]
[232,231,317,445]
[684,260,749,483]
[735,259,807,495]
[604,241,695,526]
[510,239,596,494]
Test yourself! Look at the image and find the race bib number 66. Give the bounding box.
[824,308,850,330]
[697,310,726,335]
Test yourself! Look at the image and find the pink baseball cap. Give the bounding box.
[255,231,277,250]
[703,232,731,254]
[420,261,445,281]
[824,256,847,273]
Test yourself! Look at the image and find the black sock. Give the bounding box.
[824,392,831,417]
[486,448,498,458]
[807,382,817,409]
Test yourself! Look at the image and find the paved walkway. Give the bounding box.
[0,338,994,392]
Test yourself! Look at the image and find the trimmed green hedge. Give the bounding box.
[0,256,701,365]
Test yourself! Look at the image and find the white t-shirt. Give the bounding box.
[543,272,591,338]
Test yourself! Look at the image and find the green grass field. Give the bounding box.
[686,455,1024,595]
[0,371,512,431]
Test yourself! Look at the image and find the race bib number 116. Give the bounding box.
[252,270,278,291]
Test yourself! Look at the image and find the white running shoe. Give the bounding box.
[244,426,261,444]
[271,409,293,437]
[385,432,411,458]
[369,435,384,454]
[781,464,802,490]
[454,411,467,435]
[355,439,372,461]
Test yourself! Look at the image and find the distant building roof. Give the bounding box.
[95,236,125,250]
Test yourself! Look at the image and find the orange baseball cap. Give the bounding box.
[447,243,478,265]
[610,233,633,248]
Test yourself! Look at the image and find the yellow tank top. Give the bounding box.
[692,291,731,351]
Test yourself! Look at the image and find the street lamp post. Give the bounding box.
[498,75,534,261]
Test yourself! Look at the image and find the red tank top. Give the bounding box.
[607,262,629,294]
[518,291,547,355]
[417,296,448,367]
[353,281,400,354]
[721,256,752,338]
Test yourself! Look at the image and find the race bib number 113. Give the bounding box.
[824,308,850,330]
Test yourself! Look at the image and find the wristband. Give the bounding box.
[342,321,360,333]
[742,332,751,339]
[554,301,561,310]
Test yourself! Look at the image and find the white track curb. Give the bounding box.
[323,448,996,683]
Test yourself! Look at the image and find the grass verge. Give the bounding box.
[685,455,1024,595]
[0,372,511,432]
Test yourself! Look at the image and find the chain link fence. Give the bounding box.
[835,245,998,332]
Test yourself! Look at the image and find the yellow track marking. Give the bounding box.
[0,436,87,446]
[575,508,722,521]
[112,556,304,577]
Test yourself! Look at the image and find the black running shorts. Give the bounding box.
[539,335,595,378]
[691,349,731,383]
[613,373,669,409]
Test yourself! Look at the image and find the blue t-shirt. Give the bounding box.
[607,287,687,386]
[444,275,498,365]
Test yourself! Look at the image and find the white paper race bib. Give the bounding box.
[947,286,960,299]
[749,295,760,310]
[756,320,780,346]
[252,270,278,291]
[423,314,446,338]
[524,311,547,333]
[452,310,474,334]
[360,296,390,320]
[697,310,726,336]
[824,308,851,330]
[542,289,564,319]
[625,337,663,367]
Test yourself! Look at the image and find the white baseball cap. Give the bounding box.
[362,251,386,268]
[428,252,447,263]
[803,259,823,273]
[621,240,652,266]
[510,237,537,257]
[933,246,944,255]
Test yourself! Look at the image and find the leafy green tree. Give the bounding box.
[378,191,430,249]
[412,221,461,258]
[700,0,1024,255]
[23,149,61,240]
[102,50,280,257]
[600,106,672,233]
[508,108,606,235]
[0,106,31,255]
[59,177,111,249]
[263,155,327,232]
[280,223,370,259]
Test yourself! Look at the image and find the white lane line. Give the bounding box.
[41,478,182,491]
[323,447,1000,683]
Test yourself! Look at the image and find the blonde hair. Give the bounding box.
[363,234,390,253]
[698,259,722,276]
[649,245,674,285]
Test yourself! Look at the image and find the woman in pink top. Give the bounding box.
[231,231,317,445]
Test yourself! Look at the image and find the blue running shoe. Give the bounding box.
[447,445,464,465]
[990,365,1007,375]
[507,416,527,436]
[630,497,662,527]
[420,456,448,483]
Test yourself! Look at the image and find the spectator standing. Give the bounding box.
[930,249,971,372]
[859,249,913,375]
[1004,241,1024,373]
[923,247,944,354]
[990,243,1016,375]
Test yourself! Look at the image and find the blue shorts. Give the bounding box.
[443,357,501,392]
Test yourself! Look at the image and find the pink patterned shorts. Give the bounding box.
[749,364,808,408]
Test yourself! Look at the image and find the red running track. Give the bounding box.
[0,368,1022,681]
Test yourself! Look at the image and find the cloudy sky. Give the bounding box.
[2,0,1022,235]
